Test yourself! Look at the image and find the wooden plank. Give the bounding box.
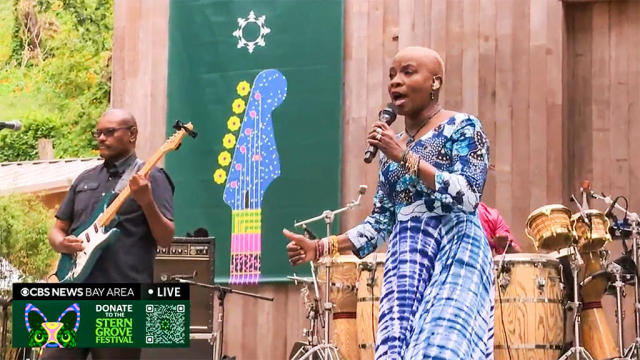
[494,0,514,234]
[341,0,371,232]
[148,0,169,165]
[423,0,432,48]
[367,0,384,127]
[545,0,565,204]
[412,0,425,46]
[285,283,309,357]
[382,0,399,103]
[528,0,548,210]
[462,0,479,116]
[110,0,127,107]
[565,3,594,203]
[609,2,629,199]
[429,0,447,100]
[627,0,640,213]
[590,2,611,194]
[397,0,413,48]
[620,2,640,346]
[510,0,530,245]
[478,0,497,206]
[444,0,463,111]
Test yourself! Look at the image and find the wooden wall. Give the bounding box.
[111,0,640,358]
[565,0,640,348]
[111,0,169,167]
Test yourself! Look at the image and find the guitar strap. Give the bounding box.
[114,158,144,193]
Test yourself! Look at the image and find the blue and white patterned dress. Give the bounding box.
[346,113,494,359]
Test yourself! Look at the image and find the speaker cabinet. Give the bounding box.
[153,237,215,333]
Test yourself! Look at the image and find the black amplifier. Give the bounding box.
[153,236,215,333]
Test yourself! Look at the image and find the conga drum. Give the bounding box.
[356,253,385,360]
[317,255,359,360]
[579,250,619,359]
[572,210,612,252]
[525,204,575,251]
[494,253,564,360]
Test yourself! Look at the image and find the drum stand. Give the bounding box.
[559,248,595,360]
[606,262,628,357]
[622,214,640,360]
[288,271,341,360]
[292,185,367,360]
[590,191,640,359]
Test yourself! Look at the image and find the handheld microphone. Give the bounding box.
[364,104,397,163]
[0,120,22,131]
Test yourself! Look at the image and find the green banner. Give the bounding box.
[165,0,343,283]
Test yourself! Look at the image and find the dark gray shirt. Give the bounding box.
[56,154,174,283]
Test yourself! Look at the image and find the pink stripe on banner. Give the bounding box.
[231,234,244,252]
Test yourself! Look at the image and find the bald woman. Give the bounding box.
[285,47,493,359]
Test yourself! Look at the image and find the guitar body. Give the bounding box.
[55,192,120,283]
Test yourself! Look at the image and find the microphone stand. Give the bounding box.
[174,278,274,360]
[293,185,367,359]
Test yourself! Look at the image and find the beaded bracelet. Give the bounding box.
[315,238,329,260]
[329,235,339,258]
[403,152,420,177]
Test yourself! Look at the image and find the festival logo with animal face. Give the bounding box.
[25,303,80,348]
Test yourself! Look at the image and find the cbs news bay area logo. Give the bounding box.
[20,286,133,298]
[12,283,190,348]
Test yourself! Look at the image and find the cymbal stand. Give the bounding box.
[591,191,640,359]
[293,185,367,359]
[174,279,273,360]
[559,247,595,360]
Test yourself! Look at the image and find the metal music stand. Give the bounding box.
[292,185,367,359]
[174,278,273,360]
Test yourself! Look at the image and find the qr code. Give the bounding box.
[144,304,187,345]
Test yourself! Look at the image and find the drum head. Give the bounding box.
[526,204,571,225]
[570,209,605,222]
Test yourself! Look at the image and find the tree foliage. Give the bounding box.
[0,0,113,161]
[0,193,56,278]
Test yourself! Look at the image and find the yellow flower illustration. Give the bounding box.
[223,133,236,149]
[218,151,232,166]
[213,169,227,184]
[232,98,245,114]
[236,81,251,96]
[227,116,241,131]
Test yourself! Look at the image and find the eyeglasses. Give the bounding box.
[91,126,133,139]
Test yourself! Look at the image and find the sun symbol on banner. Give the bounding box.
[232,10,271,53]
